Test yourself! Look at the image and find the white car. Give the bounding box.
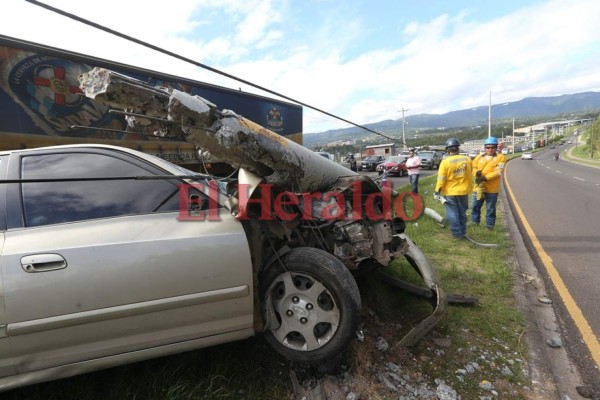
[315,151,335,161]
[0,144,445,391]
[522,152,533,160]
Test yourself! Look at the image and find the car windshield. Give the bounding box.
[418,151,434,157]
[386,156,403,163]
[364,156,380,161]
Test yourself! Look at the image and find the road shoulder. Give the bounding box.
[501,182,586,399]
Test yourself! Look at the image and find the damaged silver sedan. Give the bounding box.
[0,68,446,391]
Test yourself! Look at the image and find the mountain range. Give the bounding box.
[304,91,600,147]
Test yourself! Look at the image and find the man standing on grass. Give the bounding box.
[405,148,421,194]
[471,136,506,230]
[435,138,473,239]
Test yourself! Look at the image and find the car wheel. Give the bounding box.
[261,247,361,363]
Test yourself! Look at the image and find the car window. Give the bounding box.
[20,152,181,227]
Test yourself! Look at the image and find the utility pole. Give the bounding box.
[592,120,595,159]
[401,108,409,150]
[488,91,491,138]
[512,118,515,154]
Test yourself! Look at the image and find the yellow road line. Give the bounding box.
[504,163,600,367]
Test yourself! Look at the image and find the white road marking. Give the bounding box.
[573,176,585,181]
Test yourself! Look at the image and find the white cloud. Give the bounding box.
[2,0,599,134]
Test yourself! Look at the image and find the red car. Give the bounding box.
[376,155,408,176]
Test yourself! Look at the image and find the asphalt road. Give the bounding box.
[504,144,600,393]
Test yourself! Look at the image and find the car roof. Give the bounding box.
[1,143,138,155]
[0,144,186,175]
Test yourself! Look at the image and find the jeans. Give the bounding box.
[408,174,420,194]
[471,192,499,228]
[445,195,469,238]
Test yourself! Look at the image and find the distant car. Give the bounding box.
[501,148,509,155]
[416,151,442,169]
[522,152,533,160]
[549,145,556,149]
[316,151,334,161]
[567,140,572,144]
[358,155,386,171]
[376,155,408,176]
[398,150,412,160]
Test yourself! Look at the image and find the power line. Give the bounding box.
[25,0,400,143]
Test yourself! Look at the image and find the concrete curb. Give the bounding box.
[501,170,586,399]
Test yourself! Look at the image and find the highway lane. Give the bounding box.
[504,144,600,388]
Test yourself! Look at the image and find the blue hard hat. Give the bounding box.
[484,136,499,146]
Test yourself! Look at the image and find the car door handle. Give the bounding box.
[21,254,67,273]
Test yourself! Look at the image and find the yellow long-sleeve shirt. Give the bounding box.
[435,154,473,196]
[472,153,506,193]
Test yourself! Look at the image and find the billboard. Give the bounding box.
[0,35,303,168]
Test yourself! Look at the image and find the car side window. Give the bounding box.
[21,152,181,227]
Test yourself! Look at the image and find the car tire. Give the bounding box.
[261,247,361,363]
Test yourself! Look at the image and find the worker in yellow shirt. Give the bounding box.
[471,136,506,230]
[435,138,473,239]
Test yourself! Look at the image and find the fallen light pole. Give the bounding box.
[79,67,449,346]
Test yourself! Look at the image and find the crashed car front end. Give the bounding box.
[78,67,447,356]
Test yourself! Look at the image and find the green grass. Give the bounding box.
[373,174,531,398]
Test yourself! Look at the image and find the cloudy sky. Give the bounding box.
[3,0,600,133]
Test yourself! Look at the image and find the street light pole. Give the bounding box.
[401,108,409,150]
[488,91,491,138]
[512,118,515,154]
[592,120,595,159]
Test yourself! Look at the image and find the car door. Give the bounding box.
[0,154,16,378]
[0,148,254,374]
